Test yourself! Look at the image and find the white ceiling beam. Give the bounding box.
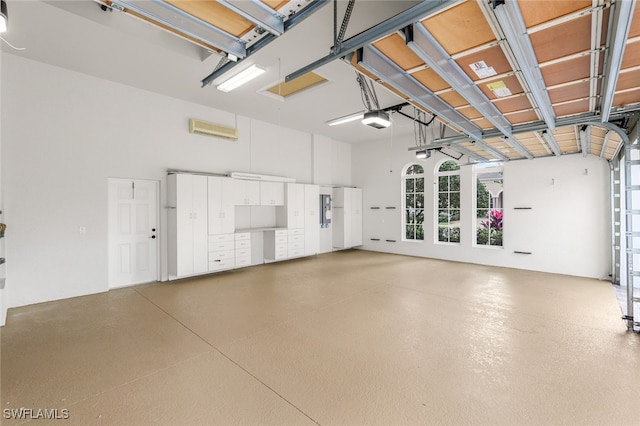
[492,0,557,130]
[599,0,636,122]
[215,0,284,36]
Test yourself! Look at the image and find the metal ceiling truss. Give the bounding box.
[357,44,484,142]
[580,125,591,157]
[490,0,557,130]
[215,0,284,36]
[285,0,459,82]
[601,130,612,158]
[201,0,329,87]
[599,0,636,122]
[110,0,247,59]
[404,23,513,137]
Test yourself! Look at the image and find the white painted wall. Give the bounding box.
[1,54,352,308]
[353,138,611,279]
[0,49,6,325]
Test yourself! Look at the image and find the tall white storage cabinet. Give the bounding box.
[284,183,306,229]
[207,176,235,235]
[304,184,320,256]
[332,187,363,249]
[168,174,208,279]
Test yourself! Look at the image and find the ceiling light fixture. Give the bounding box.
[0,0,8,33]
[362,110,391,129]
[216,64,266,92]
[493,1,556,130]
[326,111,365,126]
[416,149,430,159]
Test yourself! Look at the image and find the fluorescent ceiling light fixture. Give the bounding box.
[0,0,7,33]
[326,111,365,126]
[415,149,430,159]
[362,110,391,129]
[217,64,266,92]
[493,1,556,130]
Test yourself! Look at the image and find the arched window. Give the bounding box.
[474,163,504,247]
[402,164,425,241]
[436,160,461,244]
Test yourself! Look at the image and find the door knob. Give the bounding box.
[149,235,156,239]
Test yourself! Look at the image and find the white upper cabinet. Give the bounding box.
[234,179,260,206]
[260,181,285,206]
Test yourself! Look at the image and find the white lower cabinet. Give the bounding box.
[234,232,251,267]
[264,229,288,261]
[287,228,305,258]
[208,234,235,272]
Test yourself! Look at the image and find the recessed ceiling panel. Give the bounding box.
[616,69,640,92]
[493,94,534,114]
[554,99,590,117]
[421,1,496,55]
[373,34,425,71]
[459,142,492,160]
[613,88,640,108]
[529,15,592,63]
[478,75,524,100]
[549,80,591,104]
[504,109,539,125]
[484,137,523,159]
[412,68,450,93]
[264,72,328,98]
[455,45,513,82]
[541,55,591,86]
[165,0,253,37]
[519,0,591,27]
[439,91,469,108]
[518,132,551,157]
[621,40,640,68]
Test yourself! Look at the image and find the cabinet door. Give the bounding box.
[207,176,223,235]
[192,175,209,274]
[246,180,260,205]
[221,177,236,234]
[260,181,284,206]
[175,174,195,276]
[295,184,306,228]
[350,188,363,246]
[304,184,320,256]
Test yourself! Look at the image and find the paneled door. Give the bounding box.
[108,178,159,288]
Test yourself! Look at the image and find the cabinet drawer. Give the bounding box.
[235,256,251,267]
[209,257,234,271]
[275,244,287,253]
[288,241,303,250]
[208,249,234,261]
[288,248,304,258]
[288,234,304,244]
[287,228,304,236]
[235,232,251,241]
[275,236,288,244]
[235,240,251,249]
[275,229,288,237]
[208,240,234,252]
[235,248,251,258]
[274,251,287,260]
[209,234,234,243]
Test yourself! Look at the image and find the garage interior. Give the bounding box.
[1,0,639,424]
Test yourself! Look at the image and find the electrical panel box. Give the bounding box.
[320,194,331,228]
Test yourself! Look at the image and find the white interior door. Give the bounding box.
[108,178,159,289]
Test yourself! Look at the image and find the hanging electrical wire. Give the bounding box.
[413,107,430,147]
[355,71,380,112]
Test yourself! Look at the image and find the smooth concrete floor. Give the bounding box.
[1,250,639,425]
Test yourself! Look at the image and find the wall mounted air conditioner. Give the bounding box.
[189,119,238,141]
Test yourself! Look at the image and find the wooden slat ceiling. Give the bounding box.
[351,0,639,162]
[99,0,637,162]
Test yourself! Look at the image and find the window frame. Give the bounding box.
[402,163,425,242]
[473,163,504,249]
[435,159,461,245]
